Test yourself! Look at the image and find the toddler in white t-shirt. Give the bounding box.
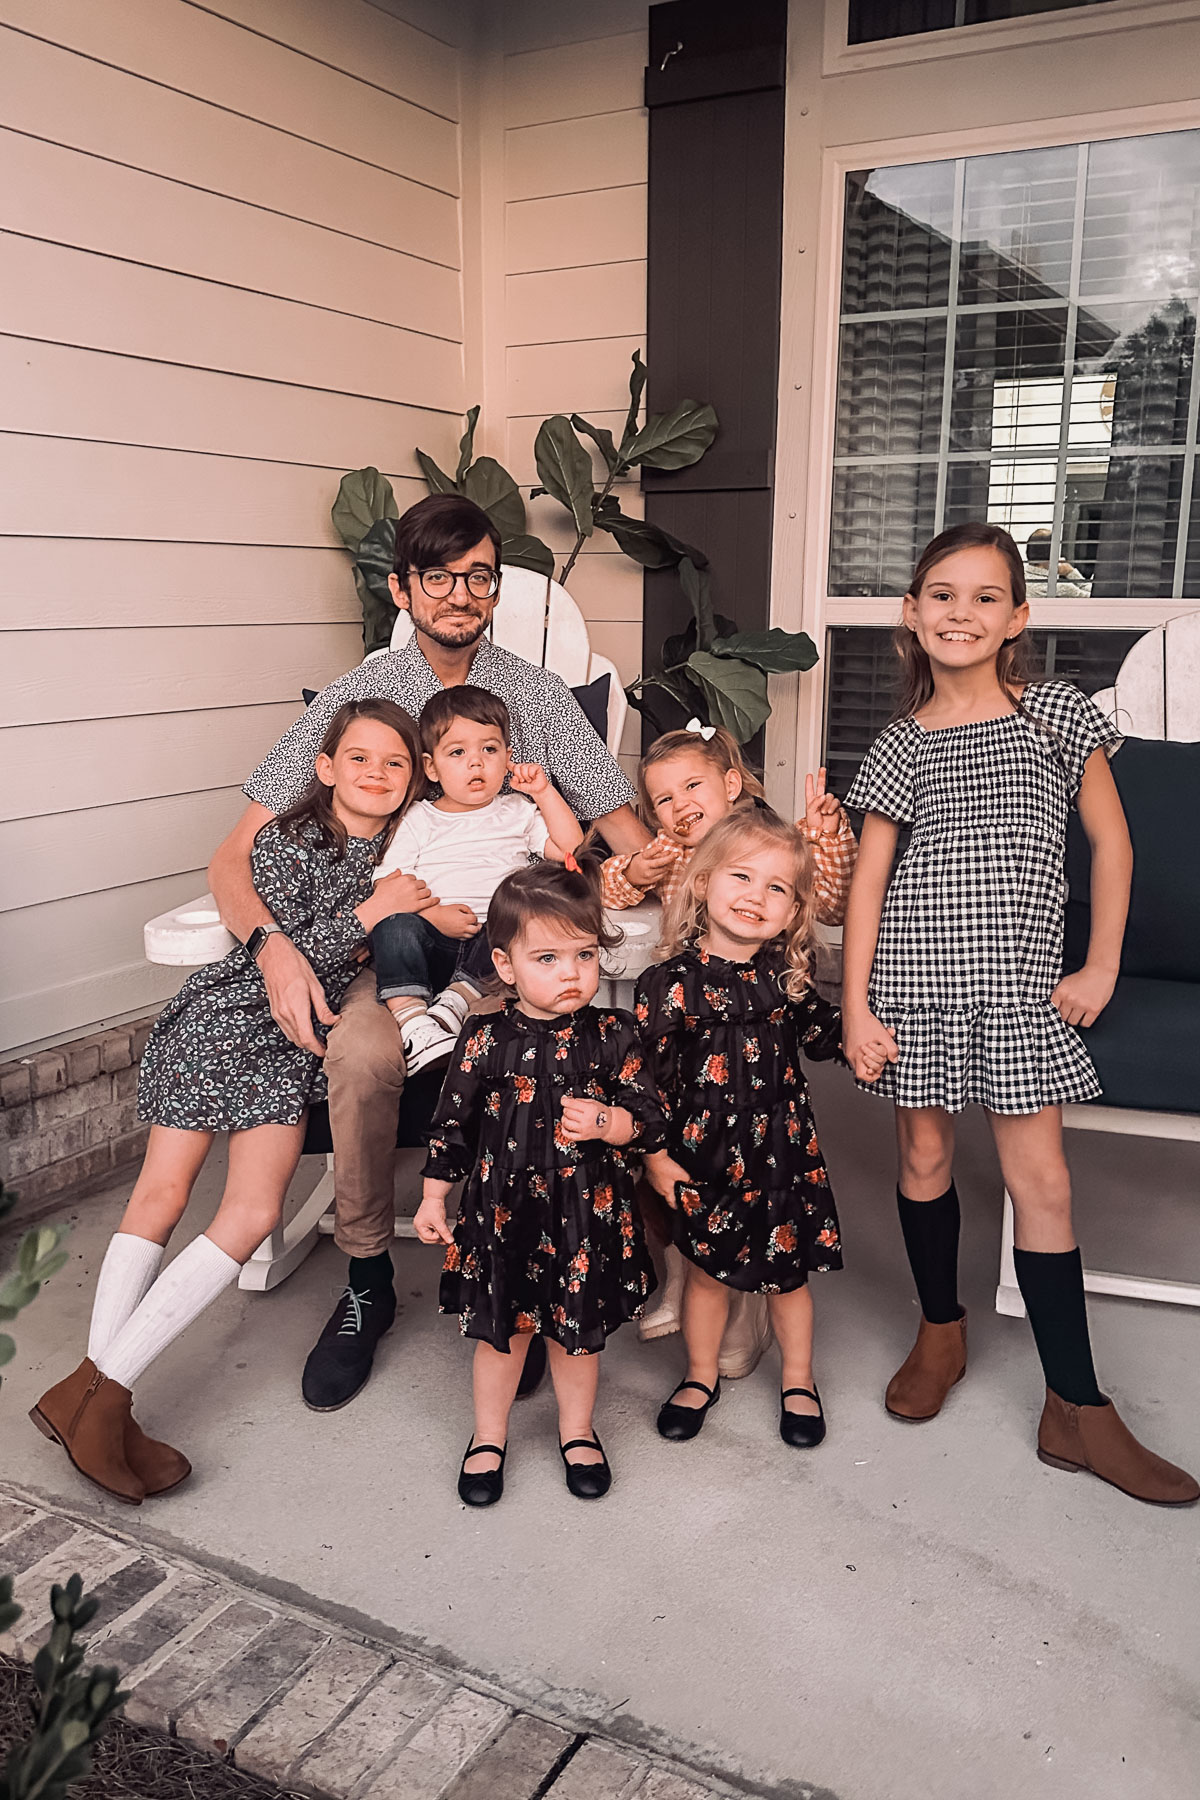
[371,686,584,1071]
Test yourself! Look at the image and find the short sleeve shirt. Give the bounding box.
[243,635,636,823]
[373,794,550,918]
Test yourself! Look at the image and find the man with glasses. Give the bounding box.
[207,496,648,1410]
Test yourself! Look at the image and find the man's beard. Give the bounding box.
[413,606,490,650]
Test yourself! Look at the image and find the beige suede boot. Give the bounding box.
[717,1290,774,1379]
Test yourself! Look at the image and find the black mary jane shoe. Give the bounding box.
[779,1385,826,1449]
[656,1378,721,1442]
[560,1436,612,1500]
[515,1333,547,1400]
[457,1441,507,1507]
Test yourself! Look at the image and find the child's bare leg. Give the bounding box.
[468,1334,532,1472]
[769,1285,819,1415]
[120,1126,215,1246]
[674,1264,731,1405]
[895,1105,955,1201]
[546,1339,603,1463]
[207,1121,308,1263]
[989,1107,1075,1251]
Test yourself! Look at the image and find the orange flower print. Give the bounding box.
[515,1311,539,1333]
[767,1221,798,1258]
[752,1114,768,1145]
[804,1167,827,1184]
[552,1304,568,1328]
[707,1209,732,1233]
[679,1185,703,1216]
[699,1052,729,1086]
[703,985,727,1011]
[461,1025,491,1066]
[727,1153,745,1183]
[443,1242,461,1272]
[493,1203,511,1233]
[817,1226,840,1250]
[636,998,649,1024]
[567,1247,590,1293]
[742,1036,760,1064]
[553,1117,571,1150]
[806,1130,820,1156]
[736,1243,751,1262]
[513,1074,535,1105]
[787,1115,803,1141]
[593,1183,614,1216]
[538,1230,555,1254]
[783,1064,796,1085]
[554,1027,572,1061]
[685,1015,698,1031]
[480,1151,493,1183]
[665,981,685,1014]
[485,1090,500,1118]
[619,1050,642,1083]
[682,1113,708,1147]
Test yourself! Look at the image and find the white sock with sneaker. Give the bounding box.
[427,986,478,1036]
[96,1234,240,1390]
[87,1232,164,1362]
[400,1010,456,1074]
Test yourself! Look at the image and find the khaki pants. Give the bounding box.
[325,968,406,1258]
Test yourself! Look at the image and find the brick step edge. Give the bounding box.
[0,1485,771,1800]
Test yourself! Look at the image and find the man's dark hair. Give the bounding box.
[392,494,501,585]
[419,685,510,756]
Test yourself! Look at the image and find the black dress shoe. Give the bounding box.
[301,1281,396,1411]
[656,1378,720,1442]
[458,1441,506,1507]
[560,1436,611,1500]
[515,1333,547,1400]
[780,1385,826,1448]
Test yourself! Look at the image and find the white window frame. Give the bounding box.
[777,97,1200,789]
[823,0,1200,77]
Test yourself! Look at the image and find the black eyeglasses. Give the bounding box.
[410,565,500,600]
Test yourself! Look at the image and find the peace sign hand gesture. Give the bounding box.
[804,767,843,838]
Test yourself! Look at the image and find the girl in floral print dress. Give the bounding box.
[414,860,673,1507]
[32,700,429,1506]
[636,809,891,1451]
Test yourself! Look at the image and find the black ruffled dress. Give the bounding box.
[424,1003,666,1354]
[635,945,845,1294]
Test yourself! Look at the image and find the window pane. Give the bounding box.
[829,463,939,596]
[950,308,1068,453]
[823,626,1145,799]
[1080,132,1200,296]
[1090,454,1184,598]
[959,145,1077,307]
[835,317,947,458]
[841,164,955,313]
[1076,298,1196,449]
[848,0,1111,41]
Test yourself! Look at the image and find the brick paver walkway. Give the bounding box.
[0,1488,771,1800]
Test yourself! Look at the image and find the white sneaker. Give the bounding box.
[401,1011,456,1075]
[428,986,474,1036]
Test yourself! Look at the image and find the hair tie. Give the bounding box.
[686,717,717,741]
[564,850,581,873]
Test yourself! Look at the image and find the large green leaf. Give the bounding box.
[331,467,397,554]
[593,500,707,570]
[354,562,397,657]
[533,416,595,537]
[624,400,719,470]
[710,628,819,673]
[679,556,715,652]
[356,516,396,600]
[414,448,457,496]
[461,456,527,542]
[455,404,480,485]
[620,349,649,452]
[685,652,770,743]
[500,533,555,577]
[570,413,619,472]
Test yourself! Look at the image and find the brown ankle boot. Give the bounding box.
[30,1359,144,1504]
[885,1312,967,1421]
[125,1416,191,1497]
[1037,1389,1200,1506]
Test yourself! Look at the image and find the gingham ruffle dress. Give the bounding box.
[844,681,1121,1116]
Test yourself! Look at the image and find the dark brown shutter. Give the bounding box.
[641,0,788,741]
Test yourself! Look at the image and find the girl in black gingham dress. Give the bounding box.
[841,524,1196,1506]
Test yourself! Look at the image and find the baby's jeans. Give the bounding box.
[371,913,493,1005]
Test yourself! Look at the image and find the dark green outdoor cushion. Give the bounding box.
[1077,976,1200,1116]
[1064,737,1200,983]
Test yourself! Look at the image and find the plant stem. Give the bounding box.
[558,459,627,586]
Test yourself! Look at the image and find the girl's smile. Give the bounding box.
[700,844,801,959]
[315,720,414,836]
[645,750,742,844]
[902,545,1029,681]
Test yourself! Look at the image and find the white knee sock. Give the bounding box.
[96,1235,240,1390]
[87,1233,164,1362]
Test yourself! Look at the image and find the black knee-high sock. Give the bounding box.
[896,1184,962,1324]
[348,1249,394,1291]
[1012,1247,1104,1407]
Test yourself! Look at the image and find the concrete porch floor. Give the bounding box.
[3,1066,1198,1800]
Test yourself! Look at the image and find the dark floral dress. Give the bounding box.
[635,945,844,1295]
[425,1003,667,1354]
[138,821,380,1133]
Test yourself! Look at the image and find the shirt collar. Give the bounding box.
[396,632,504,691]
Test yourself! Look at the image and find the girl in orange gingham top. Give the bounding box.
[601,724,857,925]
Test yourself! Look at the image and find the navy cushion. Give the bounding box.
[571,672,611,743]
[1065,737,1200,983]
[1077,976,1200,1116]
[301,1062,447,1157]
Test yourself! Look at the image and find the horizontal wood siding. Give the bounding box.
[0,0,466,1054]
[500,6,649,773]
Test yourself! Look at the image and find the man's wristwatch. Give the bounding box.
[245,924,285,962]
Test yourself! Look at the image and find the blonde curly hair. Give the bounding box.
[656,807,816,1000]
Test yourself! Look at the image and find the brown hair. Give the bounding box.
[636,725,765,829]
[657,808,816,999]
[419,684,510,756]
[268,699,423,859]
[487,857,620,964]
[893,521,1033,721]
[392,494,502,589]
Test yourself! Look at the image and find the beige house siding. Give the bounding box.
[0,0,467,1054]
